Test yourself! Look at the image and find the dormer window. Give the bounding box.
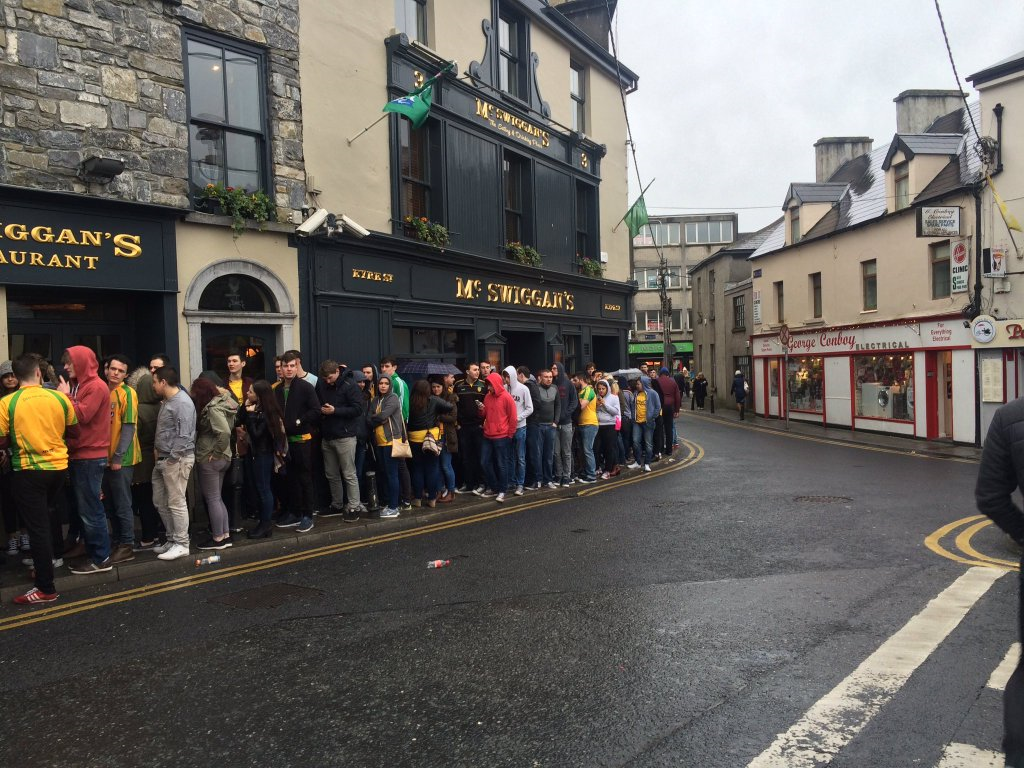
[894,162,909,210]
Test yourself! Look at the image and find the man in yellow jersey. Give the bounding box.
[573,371,598,483]
[103,354,141,565]
[0,354,78,605]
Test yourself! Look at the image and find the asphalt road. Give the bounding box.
[1,415,1018,768]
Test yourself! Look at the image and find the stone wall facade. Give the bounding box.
[0,0,305,213]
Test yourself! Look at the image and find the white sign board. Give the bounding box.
[752,290,761,324]
[752,319,971,358]
[919,206,961,237]
[981,357,1005,403]
[984,246,1007,278]
[950,237,970,293]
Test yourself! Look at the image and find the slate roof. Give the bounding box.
[968,50,1024,86]
[689,218,782,273]
[784,182,848,207]
[882,133,964,170]
[750,101,981,261]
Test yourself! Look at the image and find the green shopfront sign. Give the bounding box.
[629,342,677,355]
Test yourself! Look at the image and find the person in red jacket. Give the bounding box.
[657,367,682,455]
[475,372,517,503]
[57,345,114,574]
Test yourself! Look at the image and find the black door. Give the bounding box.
[201,324,275,383]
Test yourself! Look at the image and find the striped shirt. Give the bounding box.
[109,382,141,465]
[0,385,77,471]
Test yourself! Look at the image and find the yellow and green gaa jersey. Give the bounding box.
[109,382,141,465]
[578,385,598,426]
[0,385,77,471]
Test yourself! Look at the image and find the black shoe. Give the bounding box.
[198,536,233,551]
[320,506,346,518]
[247,522,274,539]
[343,509,361,523]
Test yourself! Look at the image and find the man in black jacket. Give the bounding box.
[317,362,366,522]
[975,398,1024,768]
[274,351,320,532]
[454,362,487,493]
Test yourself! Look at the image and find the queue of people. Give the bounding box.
[0,346,683,606]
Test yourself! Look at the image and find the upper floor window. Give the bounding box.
[185,32,268,197]
[503,150,528,244]
[708,269,716,319]
[862,259,877,310]
[399,118,430,220]
[775,280,785,323]
[396,0,428,44]
[498,12,527,100]
[684,220,733,245]
[570,62,586,133]
[931,242,950,299]
[634,310,684,332]
[633,222,681,247]
[732,296,746,331]
[575,181,595,260]
[633,267,681,290]
[810,272,822,318]
[894,162,910,210]
[790,206,801,243]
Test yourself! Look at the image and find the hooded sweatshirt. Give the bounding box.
[553,362,578,426]
[532,376,560,425]
[657,368,681,414]
[127,369,161,483]
[595,380,621,426]
[634,376,662,425]
[195,391,238,462]
[502,365,534,430]
[482,372,517,439]
[65,345,111,460]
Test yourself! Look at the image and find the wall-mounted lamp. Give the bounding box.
[77,155,125,184]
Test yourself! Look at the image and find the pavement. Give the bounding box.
[682,406,983,462]
[0,411,979,605]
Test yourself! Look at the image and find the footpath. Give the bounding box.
[683,406,982,462]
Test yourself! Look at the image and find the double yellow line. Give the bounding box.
[0,438,704,632]
[925,514,1020,570]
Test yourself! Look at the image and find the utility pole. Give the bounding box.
[658,246,671,372]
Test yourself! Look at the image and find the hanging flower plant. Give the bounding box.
[506,241,543,267]
[404,215,450,248]
[196,183,276,238]
[578,256,603,277]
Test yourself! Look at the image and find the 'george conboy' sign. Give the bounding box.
[917,206,961,237]
[752,319,971,357]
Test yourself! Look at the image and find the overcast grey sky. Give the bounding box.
[614,0,1024,233]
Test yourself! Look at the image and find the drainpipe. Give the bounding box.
[973,179,983,446]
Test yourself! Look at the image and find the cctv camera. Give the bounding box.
[296,207,330,236]
[340,214,371,239]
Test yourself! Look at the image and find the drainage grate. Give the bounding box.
[209,582,324,610]
[793,495,852,504]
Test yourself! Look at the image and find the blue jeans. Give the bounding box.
[102,465,134,545]
[508,426,527,489]
[525,423,540,486]
[377,444,401,509]
[578,424,598,480]
[618,416,633,464]
[632,421,655,466]
[440,445,456,492]
[71,458,110,563]
[537,424,556,484]
[482,437,510,494]
[410,441,441,500]
[251,452,275,523]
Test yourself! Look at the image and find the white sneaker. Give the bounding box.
[514,486,524,496]
[643,464,652,472]
[495,493,506,503]
[379,507,400,518]
[6,538,18,556]
[152,541,173,555]
[626,462,640,469]
[157,543,190,561]
[546,482,560,489]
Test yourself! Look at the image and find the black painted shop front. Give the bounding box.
[298,235,632,377]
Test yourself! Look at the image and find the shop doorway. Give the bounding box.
[925,350,953,440]
[591,335,620,372]
[201,325,273,383]
[766,358,781,417]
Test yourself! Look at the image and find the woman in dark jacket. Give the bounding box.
[236,380,287,538]
[731,370,748,420]
[649,375,666,461]
[431,377,459,502]
[407,379,454,508]
[693,372,709,410]
[127,368,163,549]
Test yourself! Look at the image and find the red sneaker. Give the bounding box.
[13,587,58,605]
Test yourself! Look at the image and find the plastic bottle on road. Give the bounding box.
[427,559,451,569]
[195,554,222,567]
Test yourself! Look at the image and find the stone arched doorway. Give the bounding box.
[183,260,296,383]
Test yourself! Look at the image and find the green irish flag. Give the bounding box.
[624,195,649,238]
[383,62,454,130]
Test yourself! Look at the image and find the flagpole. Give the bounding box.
[611,178,656,233]
[346,114,389,146]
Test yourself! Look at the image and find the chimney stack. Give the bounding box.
[894,90,966,134]
[814,137,874,182]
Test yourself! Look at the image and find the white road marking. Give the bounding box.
[936,742,1004,767]
[748,567,1006,768]
[987,642,1021,691]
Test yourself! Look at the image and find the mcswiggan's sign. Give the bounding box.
[456,276,575,312]
[0,222,142,270]
[475,99,551,150]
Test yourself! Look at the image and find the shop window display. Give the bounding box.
[854,354,914,421]
[786,356,824,413]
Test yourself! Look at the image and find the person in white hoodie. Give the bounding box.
[502,365,534,495]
